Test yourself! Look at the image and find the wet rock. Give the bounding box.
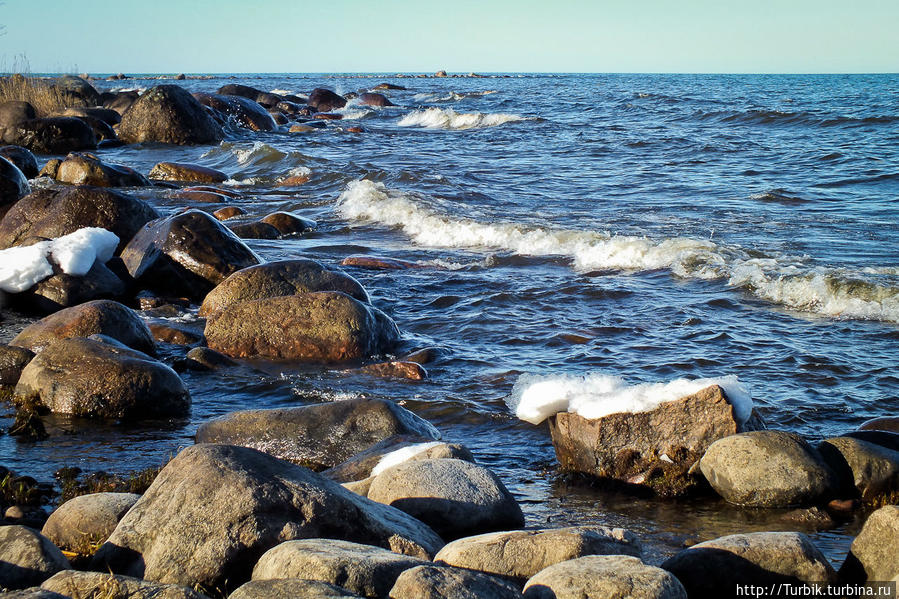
[174,73,186,80]
[843,430,899,453]
[11,300,155,354]
[390,564,523,599]
[289,123,318,133]
[199,259,368,316]
[859,416,899,433]
[117,85,223,145]
[148,322,203,345]
[0,156,29,216]
[41,493,140,554]
[54,152,149,187]
[205,291,398,362]
[148,161,228,183]
[314,113,343,120]
[661,532,837,597]
[525,555,685,599]
[550,385,758,497]
[0,101,37,129]
[357,361,427,381]
[276,174,310,186]
[817,436,899,502]
[3,117,97,154]
[700,431,839,507]
[358,93,395,107]
[252,539,426,598]
[51,75,100,107]
[0,589,68,599]
[38,159,60,178]
[92,444,444,591]
[103,90,139,115]
[42,571,209,599]
[195,398,440,469]
[192,92,276,132]
[182,185,240,198]
[255,92,281,108]
[276,100,303,115]
[14,337,190,419]
[308,88,348,112]
[259,211,315,234]
[373,83,406,91]
[0,525,70,589]
[0,185,159,252]
[229,579,362,599]
[325,438,474,484]
[0,145,39,178]
[216,84,266,100]
[212,206,245,220]
[839,505,899,583]
[172,189,228,203]
[434,526,642,581]
[0,344,34,386]
[13,260,126,314]
[60,106,121,126]
[400,348,440,364]
[184,346,236,370]
[434,71,447,78]
[228,220,280,240]
[341,256,419,270]
[72,114,117,142]
[367,458,524,539]
[120,209,261,301]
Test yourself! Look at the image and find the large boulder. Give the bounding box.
[0,100,36,129]
[0,145,40,178]
[3,116,97,154]
[14,336,190,419]
[54,152,149,187]
[11,300,155,354]
[661,532,837,597]
[817,436,899,502]
[193,92,276,132]
[60,106,122,126]
[367,458,524,539]
[216,84,266,100]
[699,431,838,507]
[358,93,395,107]
[548,385,757,496]
[205,292,399,362]
[199,259,369,316]
[0,156,29,217]
[12,261,126,314]
[195,398,440,470]
[434,526,642,581]
[390,565,523,599]
[839,505,899,583]
[0,185,159,251]
[524,555,685,599]
[0,525,70,589]
[259,211,315,235]
[120,209,261,301]
[42,571,209,599]
[104,91,139,115]
[324,437,474,484]
[251,539,426,598]
[92,444,444,592]
[148,161,228,183]
[41,492,140,554]
[117,85,223,145]
[229,579,362,599]
[51,75,100,107]
[0,344,34,386]
[308,88,347,112]
[859,416,899,433]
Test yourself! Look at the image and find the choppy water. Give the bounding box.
[2,73,898,564]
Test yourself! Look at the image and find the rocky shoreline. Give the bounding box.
[1,75,897,597]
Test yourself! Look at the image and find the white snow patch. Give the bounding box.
[371,441,443,476]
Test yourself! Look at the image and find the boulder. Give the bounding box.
[699,431,839,507]
[255,92,281,108]
[199,259,369,316]
[358,93,395,107]
[117,85,223,145]
[859,416,899,433]
[0,589,68,599]
[341,256,419,270]
[73,114,117,142]
[357,361,427,381]
[41,493,140,553]
[844,430,899,452]
[817,436,899,502]
[42,571,208,599]
[60,106,121,126]
[11,300,155,354]
[14,336,190,419]
[184,346,236,370]
[0,525,70,589]
[839,505,899,583]
[0,101,36,129]
[51,75,100,107]
[277,174,310,186]
[148,161,228,183]
[0,185,159,251]
[0,156,29,218]
[0,344,34,386]
[229,579,362,599]
[661,532,837,597]
[308,88,347,112]
[120,209,261,301]
[54,152,150,187]
[259,211,315,235]
[3,117,96,154]
[38,159,60,178]
[367,458,524,539]
[216,84,266,100]
[252,539,426,598]
[549,385,758,496]
[373,84,406,91]
[193,92,276,132]
[390,565,523,599]
[213,206,245,220]
[13,261,126,314]
[524,555,685,599]
[103,91,139,115]
[204,291,398,362]
[434,526,642,581]
[195,398,440,469]
[92,444,444,591]
[148,322,202,345]
[324,438,474,484]
[228,221,280,240]
[0,145,39,178]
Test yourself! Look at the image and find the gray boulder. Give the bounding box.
[229,579,362,599]
[12,261,126,314]
[524,555,686,599]
[42,571,209,599]
[0,525,70,589]
[0,344,34,386]
[324,437,474,484]
[390,565,523,599]
[41,492,140,553]
[817,436,899,502]
[839,505,899,583]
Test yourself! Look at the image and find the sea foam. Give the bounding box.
[335,180,899,322]
[507,373,752,425]
[398,107,526,130]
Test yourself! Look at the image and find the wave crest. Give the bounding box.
[398,107,526,130]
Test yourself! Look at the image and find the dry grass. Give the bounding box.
[0,73,72,117]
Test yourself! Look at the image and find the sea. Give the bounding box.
[1,73,897,565]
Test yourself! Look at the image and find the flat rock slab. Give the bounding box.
[524,555,686,599]
[390,564,523,599]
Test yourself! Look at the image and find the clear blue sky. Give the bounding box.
[2,0,897,74]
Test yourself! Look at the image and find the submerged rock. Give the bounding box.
[524,555,685,599]
[0,525,70,589]
[148,161,228,183]
[117,85,223,145]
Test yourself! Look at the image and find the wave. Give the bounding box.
[693,108,899,128]
[412,90,499,103]
[398,107,526,130]
[335,180,899,323]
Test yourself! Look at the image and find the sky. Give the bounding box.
[1,0,897,74]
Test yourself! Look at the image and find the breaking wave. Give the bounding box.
[398,107,527,130]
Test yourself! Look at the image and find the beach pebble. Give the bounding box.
[260,211,315,235]
[4,117,96,154]
[390,564,523,599]
[41,571,208,599]
[367,458,524,540]
[434,526,642,581]
[0,145,39,178]
[92,444,443,591]
[324,437,474,484]
[196,398,440,469]
[229,579,362,599]
[252,539,426,598]
[117,85,223,145]
[193,92,277,132]
[699,430,838,507]
[839,505,899,583]
[149,161,228,183]
[41,492,140,554]
[0,344,34,386]
[661,532,837,596]
[0,525,70,589]
[817,436,899,502]
[524,555,685,599]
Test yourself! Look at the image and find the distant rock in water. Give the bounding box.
[308,88,347,112]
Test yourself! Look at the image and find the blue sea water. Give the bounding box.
[2,73,897,563]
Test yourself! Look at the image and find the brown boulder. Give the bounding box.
[0,344,34,386]
[60,107,121,126]
[12,261,126,314]
[259,211,315,234]
[341,256,419,270]
[0,100,36,129]
[54,153,150,187]
[358,93,395,107]
[103,91,139,115]
[228,221,280,240]
[0,145,39,178]
[117,85,223,145]
[358,361,427,381]
[859,416,899,433]
[212,206,245,220]
[148,161,228,183]
[192,92,276,132]
[308,88,347,112]
[3,117,96,154]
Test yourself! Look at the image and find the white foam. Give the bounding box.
[508,373,752,425]
[270,88,293,96]
[335,180,899,322]
[371,441,443,476]
[398,107,526,130]
[0,228,120,293]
